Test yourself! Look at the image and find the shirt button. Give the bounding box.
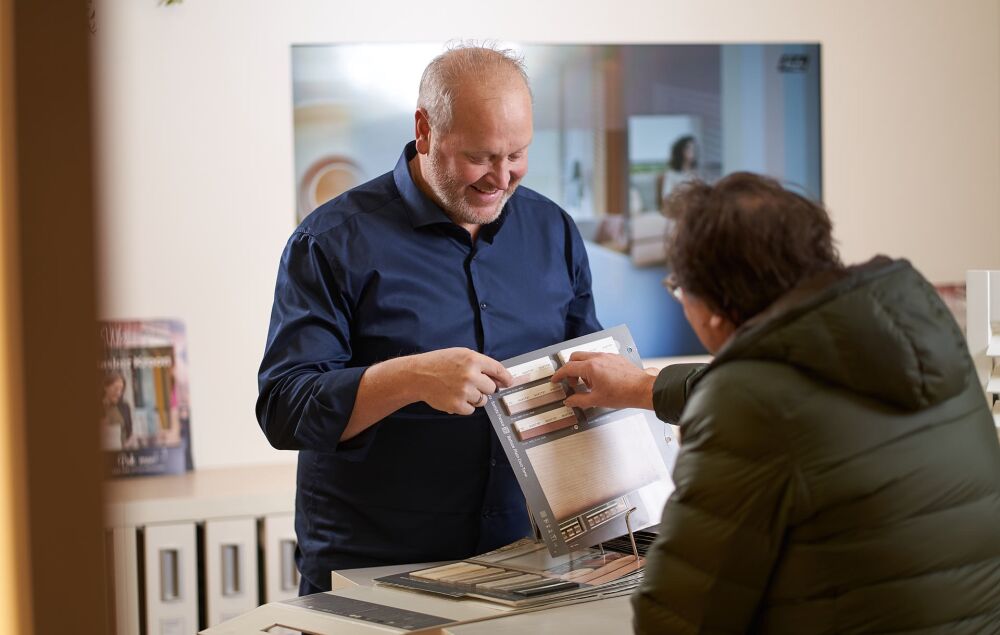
[489,458,497,467]
[480,302,488,310]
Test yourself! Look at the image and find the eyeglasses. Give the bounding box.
[663,274,683,302]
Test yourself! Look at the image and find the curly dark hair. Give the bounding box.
[666,172,841,325]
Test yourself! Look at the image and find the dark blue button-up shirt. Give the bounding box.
[257,142,601,588]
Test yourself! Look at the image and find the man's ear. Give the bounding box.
[708,313,737,340]
[414,109,431,154]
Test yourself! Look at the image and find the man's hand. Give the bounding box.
[409,348,514,415]
[342,348,512,441]
[551,351,656,411]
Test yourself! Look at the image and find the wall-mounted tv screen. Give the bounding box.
[291,42,822,356]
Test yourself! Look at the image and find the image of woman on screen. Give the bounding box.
[659,135,698,217]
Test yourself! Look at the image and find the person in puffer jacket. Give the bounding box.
[552,172,1000,634]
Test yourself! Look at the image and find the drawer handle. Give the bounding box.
[221,544,241,596]
[159,548,181,602]
[279,539,299,591]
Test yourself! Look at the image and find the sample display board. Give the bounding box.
[484,325,679,555]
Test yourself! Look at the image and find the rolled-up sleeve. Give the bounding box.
[255,232,376,459]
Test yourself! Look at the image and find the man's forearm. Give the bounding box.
[340,357,420,441]
[340,348,513,442]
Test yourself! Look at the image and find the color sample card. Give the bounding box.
[511,405,578,441]
[505,356,556,388]
[556,336,620,365]
[411,562,488,580]
[501,382,567,416]
[483,325,679,556]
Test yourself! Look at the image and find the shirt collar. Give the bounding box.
[393,141,509,243]
[393,142,453,228]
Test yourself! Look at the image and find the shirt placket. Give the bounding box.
[466,244,490,354]
[466,241,508,525]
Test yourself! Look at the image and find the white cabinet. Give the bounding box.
[261,512,300,602]
[204,517,259,626]
[143,522,198,635]
[104,463,297,633]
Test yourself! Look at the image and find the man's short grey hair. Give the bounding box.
[418,42,531,132]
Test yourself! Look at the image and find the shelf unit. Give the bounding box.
[966,270,1000,429]
[104,462,298,634]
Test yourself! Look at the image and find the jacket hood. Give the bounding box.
[710,257,972,411]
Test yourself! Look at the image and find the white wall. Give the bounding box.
[92,0,1000,469]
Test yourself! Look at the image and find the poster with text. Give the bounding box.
[99,319,193,477]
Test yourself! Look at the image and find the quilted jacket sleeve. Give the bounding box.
[651,363,707,423]
[634,370,797,634]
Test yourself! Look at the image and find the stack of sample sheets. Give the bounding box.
[376,538,643,608]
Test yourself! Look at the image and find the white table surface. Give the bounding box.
[201,561,638,634]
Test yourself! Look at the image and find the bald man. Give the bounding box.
[257,45,602,594]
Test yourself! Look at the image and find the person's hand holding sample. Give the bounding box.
[340,347,514,442]
[410,347,514,415]
[551,351,655,411]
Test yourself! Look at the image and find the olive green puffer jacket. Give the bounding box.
[635,257,1000,634]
